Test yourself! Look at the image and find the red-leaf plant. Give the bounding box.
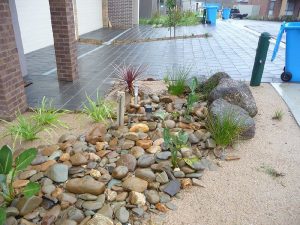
[114,64,146,95]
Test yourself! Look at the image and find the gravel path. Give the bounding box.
[164,84,300,225]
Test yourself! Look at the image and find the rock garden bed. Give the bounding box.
[0,71,258,225]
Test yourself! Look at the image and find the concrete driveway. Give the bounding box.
[24,20,285,110]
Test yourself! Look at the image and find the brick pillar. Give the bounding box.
[0,0,27,121]
[49,0,78,81]
[108,0,133,28]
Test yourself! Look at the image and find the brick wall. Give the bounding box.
[108,0,133,28]
[49,0,78,81]
[273,0,283,18]
[0,0,27,121]
[249,0,270,17]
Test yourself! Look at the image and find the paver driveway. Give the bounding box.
[25,20,285,110]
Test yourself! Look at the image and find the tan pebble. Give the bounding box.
[96,142,107,151]
[129,123,149,133]
[136,140,153,149]
[52,188,63,198]
[153,138,164,146]
[88,153,100,161]
[59,153,70,162]
[13,179,29,188]
[59,142,73,151]
[181,178,192,189]
[90,169,101,178]
[60,201,70,209]
[30,160,57,172]
[155,203,168,213]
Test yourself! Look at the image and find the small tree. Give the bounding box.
[166,0,181,38]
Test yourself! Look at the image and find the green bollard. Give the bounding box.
[250,32,271,86]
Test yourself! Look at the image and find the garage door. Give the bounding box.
[15,0,53,54]
[76,0,103,35]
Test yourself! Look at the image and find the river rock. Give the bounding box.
[67,207,85,222]
[156,151,171,160]
[86,124,107,145]
[122,177,148,192]
[124,132,139,141]
[16,196,42,216]
[66,176,105,195]
[145,190,160,204]
[45,163,68,183]
[129,191,146,205]
[130,146,145,158]
[70,153,87,166]
[137,154,155,167]
[209,98,256,139]
[136,140,153,149]
[164,120,176,129]
[112,166,128,179]
[115,207,129,223]
[82,201,103,211]
[130,123,149,133]
[121,139,135,150]
[116,154,136,172]
[19,170,37,180]
[97,204,113,218]
[146,146,161,154]
[86,213,113,225]
[208,78,257,117]
[135,168,156,182]
[156,171,169,184]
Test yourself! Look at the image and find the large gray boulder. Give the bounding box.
[208,78,257,117]
[199,72,231,94]
[209,99,255,139]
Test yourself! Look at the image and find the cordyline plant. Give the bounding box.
[0,145,40,225]
[114,64,146,95]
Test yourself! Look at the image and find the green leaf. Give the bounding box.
[163,128,171,148]
[0,145,13,175]
[0,207,6,225]
[0,175,8,196]
[23,182,40,198]
[178,131,189,145]
[188,77,198,93]
[15,148,37,172]
[154,110,168,121]
[183,157,200,168]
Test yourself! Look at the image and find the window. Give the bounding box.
[286,0,295,16]
[268,1,275,16]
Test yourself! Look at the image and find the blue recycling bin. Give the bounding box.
[205,6,218,25]
[222,8,231,20]
[272,22,300,82]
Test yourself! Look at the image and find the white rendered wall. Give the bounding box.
[77,0,103,35]
[15,0,54,54]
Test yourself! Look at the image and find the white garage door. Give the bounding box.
[15,0,53,54]
[76,0,103,35]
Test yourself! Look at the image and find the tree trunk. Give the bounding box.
[173,25,176,38]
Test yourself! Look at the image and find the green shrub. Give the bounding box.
[32,97,67,128]
[0,145,40,225]
[177,11,199,26]
[163,128,189,167]
[186,77,200,114]
[164,66,190,96]
[207,111,244,148]
[83,93,115,123]
[272,109,284,121]
[139,11,199,27]
[2,114,43,144]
